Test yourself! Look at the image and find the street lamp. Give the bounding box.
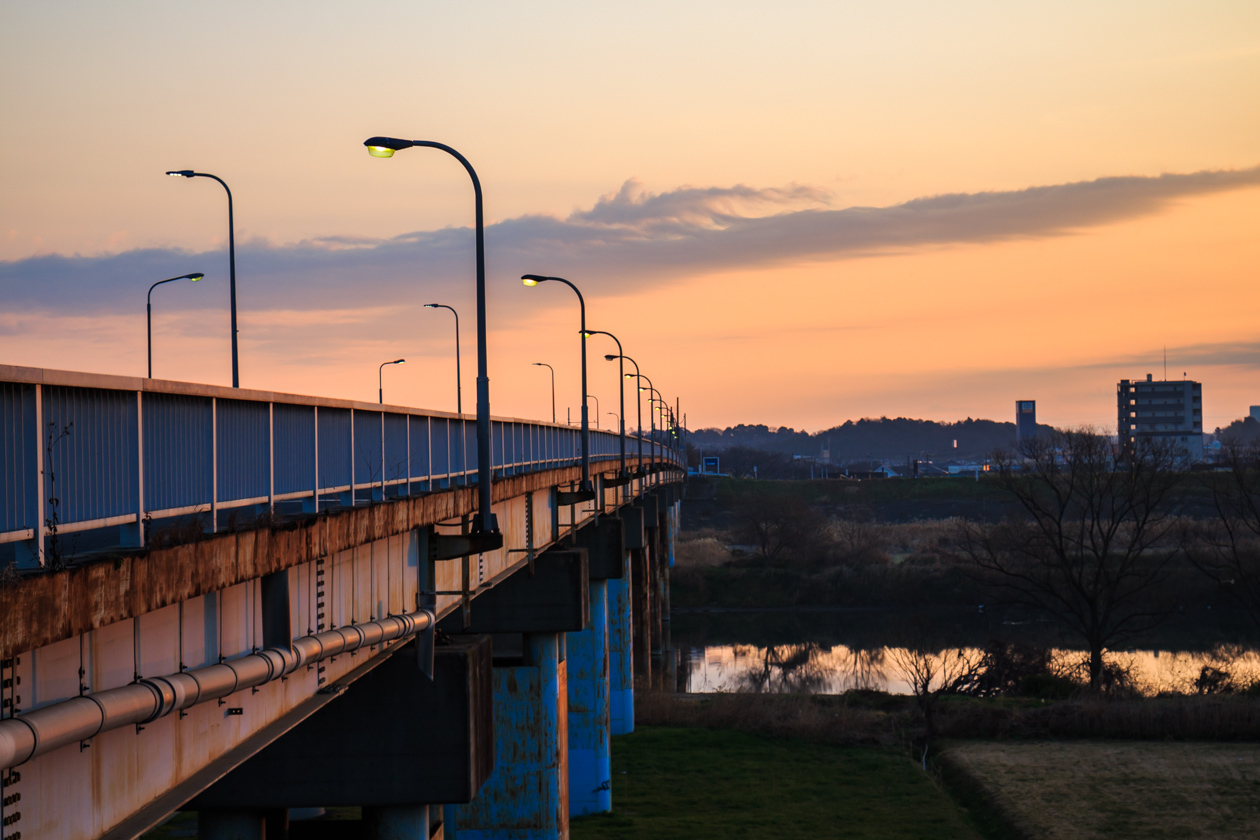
[522,274,592,493]
[365,136,499,537]
[588,331,627,481]
[165,170,240,388]
[423,303,461,415]
[589,394,600,429]
[379,358,405,404]
[147,272,204,379]
[608,353,643,476]
[532,362,555,423]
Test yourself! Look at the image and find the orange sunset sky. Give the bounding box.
[2,2,1258,434]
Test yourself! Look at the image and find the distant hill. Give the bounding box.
[690,417,1055,462]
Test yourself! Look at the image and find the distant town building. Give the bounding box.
[1015,400,1037,445]
[1251,406,1260,422]
[1117,374,1203,461]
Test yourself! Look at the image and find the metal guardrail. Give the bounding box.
[0,365,678,569]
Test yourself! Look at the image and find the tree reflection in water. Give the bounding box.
[732,643,834,694]
[838,647,890,692]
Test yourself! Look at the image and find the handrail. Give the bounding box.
[0,365,683,568]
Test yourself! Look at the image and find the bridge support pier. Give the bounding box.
[198,809,265,840]
[451,632,568,840]
[365,804,430,840]
[566,579,610,816]
[606,571,634,735]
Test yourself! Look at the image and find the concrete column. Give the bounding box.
[453,633,569,840]
[365,804,429,840]
[567,579,611,816]
[631,547,651,681]
[607,557,634,735]
[198,810,265,840]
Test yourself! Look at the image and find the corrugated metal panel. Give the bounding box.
[383,413,409,484]
[492,422,505,468]
[43,386,137,525]
[450,421,468,477]
[353,410,382,486]
[432,419,449,476]
[466,420,480,479]
[143,393,212,512]
[0,383,36,532]
[273,403,314,496]
[216,400,269,503]
[317,408,351,489]
[408,416,430,481]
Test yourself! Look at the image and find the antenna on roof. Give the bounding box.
[1164,346,1167,380]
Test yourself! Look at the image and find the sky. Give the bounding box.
[2,1,1258,435]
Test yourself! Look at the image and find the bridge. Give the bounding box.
[0,364,685,840]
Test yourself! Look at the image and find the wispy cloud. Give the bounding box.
[2,165,1257,316]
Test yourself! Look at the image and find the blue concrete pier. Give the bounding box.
[567,580,611,816]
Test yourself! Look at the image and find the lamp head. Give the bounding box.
[188,273,204,282]
[581,331,594,337]
[364,137,414,158]
[424,303,439,309]
[532,362,545,367]
[165,170,194,178]
[605,354,618,361]
[521,274,543,287]
[393,358,405,365]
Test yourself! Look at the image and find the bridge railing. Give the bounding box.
[0,366,678,569]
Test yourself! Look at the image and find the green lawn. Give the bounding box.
[573,727,980,840]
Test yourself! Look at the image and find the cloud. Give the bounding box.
[2,165,1257,317]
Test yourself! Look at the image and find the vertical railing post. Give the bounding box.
[348,408,356,508]
[268,402,275,514]
[312,406,320,513]
[210,397,218,533]
[21,383,47,569]
[135,390,146,547]
[405,414,411,497]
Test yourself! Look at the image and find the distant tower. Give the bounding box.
[1015,400,1037,445]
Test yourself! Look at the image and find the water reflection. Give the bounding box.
[684,643,1260,696]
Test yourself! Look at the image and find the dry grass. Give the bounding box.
[674,533,732,568]
[943,740,1260,839]
[636,690,901,746]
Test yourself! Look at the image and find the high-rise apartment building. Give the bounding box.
[1117,375,1203,461]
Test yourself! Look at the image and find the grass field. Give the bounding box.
[572,727,980,840]
[944,740,1260,839]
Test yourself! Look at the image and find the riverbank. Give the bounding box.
[571,727,980,839]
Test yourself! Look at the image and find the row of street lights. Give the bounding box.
[148,135,681,541]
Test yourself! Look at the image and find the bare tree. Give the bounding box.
[1188,442,1260,626]
[959,428,1186,692]
[890,644,979,765]
[734,494,827,572]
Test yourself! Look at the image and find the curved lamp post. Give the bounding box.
[589,394,600,430]
[423,303,461,415]
[532,362,555,423]
[379,358,405,404]
[522,274,592,493]
[634,372,660,476]
[609,353,643,476]
[364,137,498,537]
[588,331,627,481]
[165,170,239,388]
[147,272,204,379]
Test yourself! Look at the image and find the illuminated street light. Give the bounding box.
[364,136,498,538]
[521,274,592,493]
[379,358,405,404]
[147,272,204,379]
